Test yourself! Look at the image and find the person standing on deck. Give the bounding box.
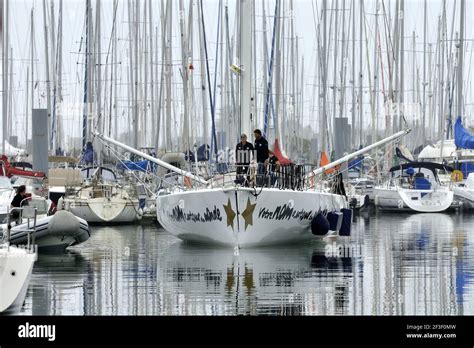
[253,129,269,185]
[235,134,254,186]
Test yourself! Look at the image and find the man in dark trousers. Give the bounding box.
[235,134,254,185]
[253,129,269,185]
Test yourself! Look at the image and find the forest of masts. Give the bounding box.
[0,0,471,164]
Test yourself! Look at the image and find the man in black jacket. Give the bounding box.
[235,134,254,185]
[253,129,269,185]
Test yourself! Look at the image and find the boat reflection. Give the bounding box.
[19,214,474,315]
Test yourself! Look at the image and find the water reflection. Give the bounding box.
[19,213,474,315]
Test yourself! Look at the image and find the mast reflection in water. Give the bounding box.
[20,212,474,315]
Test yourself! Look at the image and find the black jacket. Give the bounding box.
[254,137,269,163]
[11,193,26,208]
[235,142,254,164]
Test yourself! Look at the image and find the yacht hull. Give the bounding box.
[454,186,474,209]
[0,246,36,313]
[156,187,348,247]
[59,198,139,223]
[374,186,454,212]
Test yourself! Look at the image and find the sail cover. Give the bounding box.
[117,160,150,172]
[273,139,292,165]
[454,116,474,149]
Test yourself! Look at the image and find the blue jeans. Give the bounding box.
[256,163,266,186]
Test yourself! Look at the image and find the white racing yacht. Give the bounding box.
[95,0,409,248]
[95,128,409,247]
[94,0,410,247]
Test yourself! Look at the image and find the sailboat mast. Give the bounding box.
[422,0,427,143]
[197,0,208,149]
[165,0,172,150]
[240,0,252,137]
[148,0,155,148]
[1,0,8,154]
[49,0,57,150]
[399,0,404,134]
[358,0,363,146]
[373,0,378,143]
[96,0,102,136]
[25,67,29,146]
[179,0,189,152]
[133,0,139,149]
[351,0,356,149]
[321,0,327,153]
[273,0,281,142]
[457,0,465,121]
[42,0,52,151]
[86,0,94,147]
[57,0,63,150]
[31,8,34,114]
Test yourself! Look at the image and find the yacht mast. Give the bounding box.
[320,0,327,153]
[240,0,252,137]
[457,0,465,122]
[49,0,57,150]
[57,0,63,151]
[422,0,427,143]
[2,0,8,154]
[148,0,155,147]
[358,0,363,146]
[96,0,102,136]
[42,0,52,151]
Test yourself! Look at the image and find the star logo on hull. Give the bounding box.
[241,198,257,230]
[223,198,236,231]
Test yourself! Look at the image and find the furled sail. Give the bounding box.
[454,116,474,149]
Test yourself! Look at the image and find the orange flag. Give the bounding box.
[320,152,336,174]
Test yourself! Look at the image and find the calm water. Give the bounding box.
[19,211,474,315]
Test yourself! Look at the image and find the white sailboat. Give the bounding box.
[418,117,474,210]
[57,168,141,224]
[374,162,454,212]
[94,0,410,247]
[0,245,36,313]
[96,128,409,248]
[0,207,37,313]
